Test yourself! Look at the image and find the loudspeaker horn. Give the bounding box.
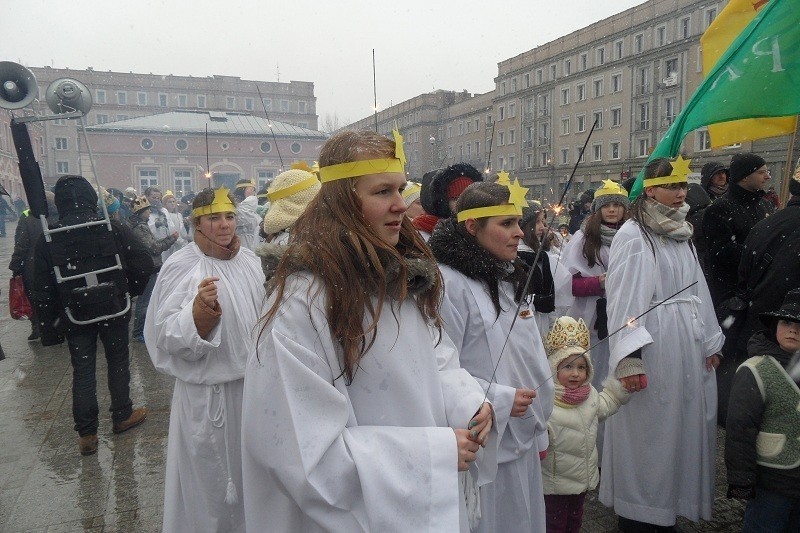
[0,61,38,110]
[46,77,92,115]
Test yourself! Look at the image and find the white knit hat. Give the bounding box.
[262,168,321,235]
[402,181,422,207]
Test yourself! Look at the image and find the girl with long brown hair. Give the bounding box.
[241,129,492,532]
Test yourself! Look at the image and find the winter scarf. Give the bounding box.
[554,382,592,408]
[194,228,241,260]
[428,217,530,316]
[642,198,693,242]
[600,223,619,247]
[412,214,439,235]
[708,183,728,198]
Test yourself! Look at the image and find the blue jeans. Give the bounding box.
[743,487,800,533]
[132,272,157,338]
[67,322,133,436]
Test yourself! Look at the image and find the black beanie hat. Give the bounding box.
[729,153,766,183]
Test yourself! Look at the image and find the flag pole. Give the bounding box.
[780,123,798,205]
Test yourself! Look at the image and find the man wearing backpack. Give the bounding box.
[30,175,154,456]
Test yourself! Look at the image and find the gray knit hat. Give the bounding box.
[591,179,629,213]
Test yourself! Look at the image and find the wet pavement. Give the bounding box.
[0,219,745,532]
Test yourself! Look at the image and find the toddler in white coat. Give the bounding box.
[541,316,636,533]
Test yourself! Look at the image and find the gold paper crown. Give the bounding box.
[318,128,406,183]
[192,186,237,217]
[131,195,151,214]
[457,175,529,222]
[594,179,628,199]
[402,181,421,199]
[643,155,692,187]
[235,180,256,189]
[545,317,590,356]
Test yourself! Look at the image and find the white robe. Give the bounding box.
[439,265,553,533]
[235,196,262,251]
[144,243,265,533]
[600,220,723,526]
[149,206,186,262]
[241,273,488,532]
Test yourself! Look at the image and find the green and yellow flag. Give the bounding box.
[701,0,797,147]
[631,0,800,200]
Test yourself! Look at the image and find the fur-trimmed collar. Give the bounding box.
[429,217,530,315]
[256,242,438,298]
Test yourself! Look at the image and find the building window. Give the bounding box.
[705,7,717,29]
[664,97,677,125]
[56,161,69,174]
[593,143,602,162]
[298,101,307,113]
[226,96,235,110]
[512,78,517,91]
[611,106,622,127]
[498,106,505,120]
[560,147,569,165]
[117,91,127,105]
[96,114,108,124]
[524,73,530,88]
[610,141,621,160]
[592,110,603,129]
[614,39,624,60]
[509,155,516,170]
[593,78,603,98]
[536,69,543,84]
[174,169,192,195]
[55,137,68,150]
[96,90,106,104]
[498,131,505,146]
[612,73,623,93]
[178,94,188,107]
[656,25,666,47]
[53,118,67,126]
[577,83,586,101]
[541,152,550,167]
[117,114,129,121]
[579,52,587,71]
[137,92,147,106]
[550,64,557,80]
[638,102,650,130]
[260,141,272,153]
[475,141,480,156]
[638,67,650,94]
[280,100,289,112]
[509,129,516,144]
[256,170,275,190]
[159,93,168,107]
[197,95,206,108]
[262,98,271,111]
[175,139,188,151]
[298,122,308,129]
[638,138,650,157]
[665,58,679,77]
[696,129,711,151]
[576,114,586,133]
[634,33,644,53]
[139,169,158,190]
[290,142,302,154]
[596,47,605,65]
[141,138,154,150]
[564,59,571,76]
[561,88,570,106]
[561,117,570,135]
[245,97,254,111]
[501,81,507,95]
[509,103,516,118]
[680,17,690,39]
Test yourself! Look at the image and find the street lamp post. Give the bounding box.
[547,157,556,206]
[429,135,436,171]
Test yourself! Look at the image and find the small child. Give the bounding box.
[541,316,634,533]
[725,288,800,533]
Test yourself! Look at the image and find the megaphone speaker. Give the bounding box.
[0,61,38,110]
[46,78,92,115]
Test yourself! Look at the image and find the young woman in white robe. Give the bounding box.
[241,130,494,532]
[144,188,266,532]
[429,182,554,533]
[601,158,723,531]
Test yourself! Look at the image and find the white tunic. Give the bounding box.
[600,220,723,526]
[439,265,553,533]
[235,196,262,251]
[144,243,265,533]
[241,273,487,532]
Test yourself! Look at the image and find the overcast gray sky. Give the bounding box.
[4,0,644,124]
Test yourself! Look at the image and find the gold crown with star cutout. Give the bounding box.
[545,316,590,357]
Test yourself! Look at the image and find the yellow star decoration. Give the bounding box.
[670,154,692,181]
[291,161,314,173]
[600,178,617,190]
[507,178,529,211]
[393,128,406,169]
[496,170,511,185]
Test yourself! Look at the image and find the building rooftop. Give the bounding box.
[86,110,326,138]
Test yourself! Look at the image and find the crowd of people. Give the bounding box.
[7,135,800,532]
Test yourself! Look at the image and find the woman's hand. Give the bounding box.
[453,429,480,471]
[598,273,607,289]
[706,353,721,371]
[468,402,493,447]
[198,276,220,309]
[512,388,536,417]
[619,374,648,393]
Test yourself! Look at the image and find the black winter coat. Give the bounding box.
[701,183,770,306]
[725,332,800,498]
[736,196,800,351]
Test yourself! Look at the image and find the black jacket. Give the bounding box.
[736,196,800,351]
[701,183,770,306]
[30,177,154,345]
[725,332,800,498]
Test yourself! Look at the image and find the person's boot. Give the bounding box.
[79,434,98,456]
[27,326,40,341]
[618,516,659,532]
[112,407,147,434]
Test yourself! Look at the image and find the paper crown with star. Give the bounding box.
[457,172,529,222]
[318,128,406,183]
[192,186,237,217]
[643,155,692,188]
[592,178,629,213]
